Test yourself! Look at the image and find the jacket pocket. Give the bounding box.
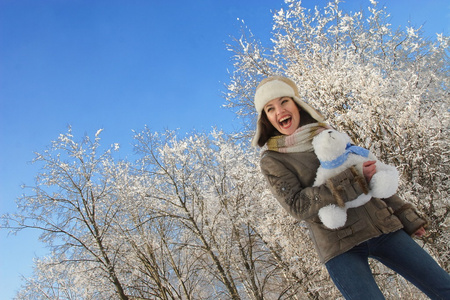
[327,219,366,243]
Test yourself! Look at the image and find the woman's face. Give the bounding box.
[264,97,300,136]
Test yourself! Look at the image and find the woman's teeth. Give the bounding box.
[279,116,292,127]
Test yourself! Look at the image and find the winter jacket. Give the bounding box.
[260,150,427,263]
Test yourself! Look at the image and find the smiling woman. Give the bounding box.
[252,75,450,299]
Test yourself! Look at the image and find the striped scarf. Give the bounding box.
[267,122,329,153]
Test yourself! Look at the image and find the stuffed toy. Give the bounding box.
[312,129,399,229]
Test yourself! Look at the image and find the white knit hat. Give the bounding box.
[252,76,324,146]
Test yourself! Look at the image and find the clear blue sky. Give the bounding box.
[1,0,448,298]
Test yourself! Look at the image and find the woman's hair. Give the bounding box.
[256,101,317,147]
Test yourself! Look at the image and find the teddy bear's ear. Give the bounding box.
[311,129,327,147]
[341,132,352,143]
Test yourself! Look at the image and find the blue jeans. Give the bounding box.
[325,230,450,300]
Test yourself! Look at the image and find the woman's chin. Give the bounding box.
[279,127,295,136]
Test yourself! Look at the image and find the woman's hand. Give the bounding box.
[362,160,377,183]
[414,227,426,238]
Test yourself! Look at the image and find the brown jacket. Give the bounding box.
[260,150,427,263]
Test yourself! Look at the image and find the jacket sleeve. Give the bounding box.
[260,155,369,221]
[382,195,428,235]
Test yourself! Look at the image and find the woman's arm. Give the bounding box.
[382,195,428,236]
[261,155,369,221]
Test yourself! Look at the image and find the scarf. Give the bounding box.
[319,143,370,169]
[267,122,329,153]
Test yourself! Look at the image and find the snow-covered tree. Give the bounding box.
[3,128,130,299]
[225,0,449,277]
[131,128,328,299]
[15,255,108,300]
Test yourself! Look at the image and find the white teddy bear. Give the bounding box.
[312,129,399,229]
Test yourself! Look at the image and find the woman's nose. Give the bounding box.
[275,106,283,115]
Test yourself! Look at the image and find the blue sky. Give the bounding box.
[0,0,448,298]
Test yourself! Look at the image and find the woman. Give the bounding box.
[253,75,450,299]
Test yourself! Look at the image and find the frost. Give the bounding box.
[406,26,418,38]
[95,128,104,137]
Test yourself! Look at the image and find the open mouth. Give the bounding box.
[279,116,292,128]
